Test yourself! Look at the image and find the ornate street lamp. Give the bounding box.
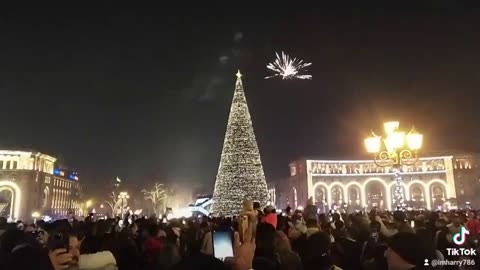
[364,121,423,210]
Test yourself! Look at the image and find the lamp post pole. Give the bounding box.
[364,121,423,211]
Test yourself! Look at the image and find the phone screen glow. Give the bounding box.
[213,231,234,261]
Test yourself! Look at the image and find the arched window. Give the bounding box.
[42,187,49,208]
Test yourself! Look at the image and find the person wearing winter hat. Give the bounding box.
[384,232,430,270]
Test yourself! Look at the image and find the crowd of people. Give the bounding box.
[0,199,479,270]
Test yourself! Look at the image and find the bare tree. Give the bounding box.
[104,191,118,217]
[142,183,167,216]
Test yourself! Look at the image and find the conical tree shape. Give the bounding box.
[210,71,268,217]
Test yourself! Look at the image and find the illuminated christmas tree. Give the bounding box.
[210,71,268,217]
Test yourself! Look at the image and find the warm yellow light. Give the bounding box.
[31,211,40,218]
[407,127,423,150]
[364,134,381,153]
[384,121,399,135]
[86,200,93,208]
[384,131,405,152]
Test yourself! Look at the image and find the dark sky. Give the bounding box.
[1,7,480,196]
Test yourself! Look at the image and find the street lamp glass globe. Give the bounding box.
[384,121,399,135]
[384,131,405,152]
[364,136,381,153]
[407,128,423,150]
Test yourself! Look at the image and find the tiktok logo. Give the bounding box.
[453,227,470,245]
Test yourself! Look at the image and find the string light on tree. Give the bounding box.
[210,70,269,217]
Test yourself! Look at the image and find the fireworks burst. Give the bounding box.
[265,51,312,80]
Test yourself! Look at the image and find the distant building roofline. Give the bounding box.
[289,150,480,165]
[0,149,57,162]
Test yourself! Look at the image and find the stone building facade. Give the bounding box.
[0,150,81,221]
[286,153,480,211]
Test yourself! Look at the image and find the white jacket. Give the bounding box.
[79,251,117,270]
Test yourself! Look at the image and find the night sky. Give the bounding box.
[1,7,480,197]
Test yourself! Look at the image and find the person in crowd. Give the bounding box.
[253,222,280,270]
[305,218,319,238]
[37,222,54,248]
[254,201,265,220]
[304,197,318,222]
[331,225,362,270]
[446,213,463,244]
[303,232,342,270]
[376,211,414,237]
[384,232,430,270]
[466,210,480,236]
[273,230,302,270]
[262,205,278,229]
[115,225,142,270]
[4,204,480,270]
[0,217,7,238]
[3,227,53,269]
[285,206,292,218]
[143,222,163,268]
[157,226,181,270]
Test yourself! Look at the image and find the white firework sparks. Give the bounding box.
[265,51,312,80]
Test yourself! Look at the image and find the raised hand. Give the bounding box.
[48,249,72,270]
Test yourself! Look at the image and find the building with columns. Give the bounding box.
[286,153,480,211]
[0,150,82,221]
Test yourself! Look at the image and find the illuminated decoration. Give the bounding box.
[265,51,312,80]
[31,211,40,218]
[0,180,21,220]
[210,71,268,216]
[69,173,79,181]
[117,192,130,218]
[188,196,212,216]
[305,156,457,211]
[169,207,193,219]
[54,169,66,177]
[142,183,168,217]
[293,187,298,209]
[116,176,121,183]
[364,122,423,167]
[54,169,79,181]
[364,122,423,210]
[267,187,276,207]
